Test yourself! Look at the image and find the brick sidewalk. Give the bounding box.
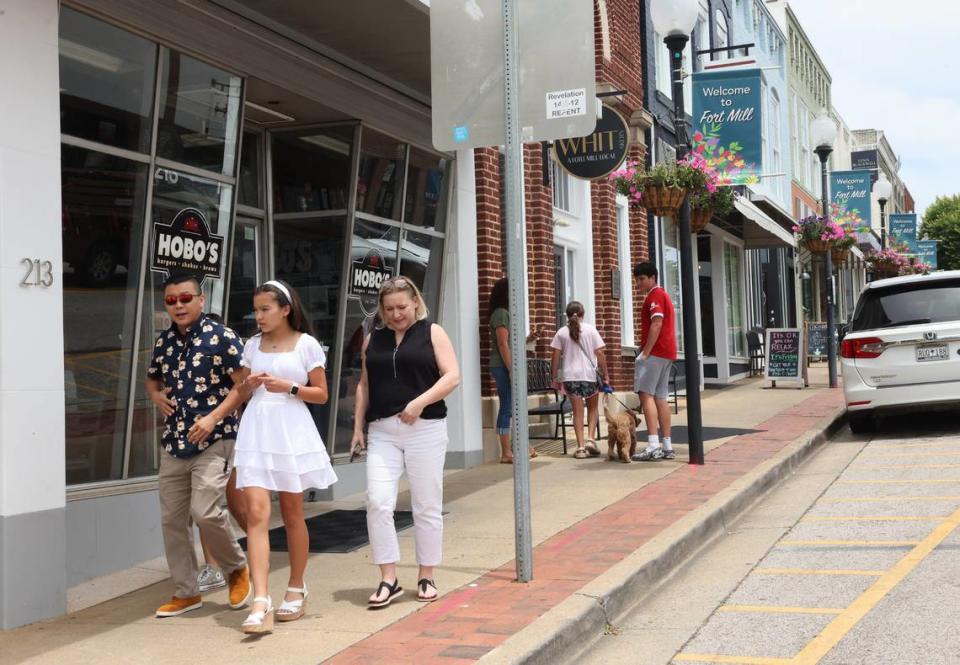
[325,390,843,664]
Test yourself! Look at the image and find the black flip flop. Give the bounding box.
[367,579,403,609]
[417,578,438,603]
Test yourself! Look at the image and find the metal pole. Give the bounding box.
[665,34,704,465]
[502,0,533,583]
[816,147,837,389]
[879,200,887,250]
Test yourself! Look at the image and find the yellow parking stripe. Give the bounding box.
[801,516,942,523]
[836,479,960,485]
[674,654,792,664]
[866,451,960,460]
[718,605,843,615]
[779,540,920,547]
[753,568,884,576]
[792,505,960,664]
[821,495,960,504]
[858,463,960,470]
[870,441,960,450]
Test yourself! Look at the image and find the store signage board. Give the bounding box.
[151,207,224,281]
[349,248,392,317]
[806,321,828,359]
[851,150,879,183]
[691,68,763,185]
[764,328,805,389]
[430,0,596,151]
[917,240,939,269]
[830,170,872,229]
[889,213,919,253]
[554,105,630,180]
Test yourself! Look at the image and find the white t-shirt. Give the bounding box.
[550,322,605,382]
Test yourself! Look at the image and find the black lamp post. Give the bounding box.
[811,111,838,389]
[875,174,893,250]
[651,0,704,464]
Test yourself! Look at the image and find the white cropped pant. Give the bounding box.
[366,416,448,566]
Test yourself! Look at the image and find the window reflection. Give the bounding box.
[59,7,157,153]
[400,230,444,316]
[404,149,449,231]
[62,145,149,484]
[157,51,242,175]
[237,132,262,209]
[357,130,405,221]
[272,129,353,213]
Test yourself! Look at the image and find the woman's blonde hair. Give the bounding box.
[377,275,429,323]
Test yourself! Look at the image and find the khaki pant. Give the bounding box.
[159,439,246,598]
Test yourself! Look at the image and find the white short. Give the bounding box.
[634,355,673,400]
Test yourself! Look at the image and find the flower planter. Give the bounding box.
[831,248,850,265]
[690,207,713,233]
[804,238,833,254]
[643,185,687,217]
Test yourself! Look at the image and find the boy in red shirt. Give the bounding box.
[632,262,678,461]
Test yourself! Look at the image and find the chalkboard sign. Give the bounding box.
[764,328,804,388]
[807,322,828,358]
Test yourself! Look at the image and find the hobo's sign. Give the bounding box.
[350,249,392,317]
[553,104,630,180]
[764,328,804,389]
[152,208,224,280]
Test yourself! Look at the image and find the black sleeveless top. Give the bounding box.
[365,319,447,422]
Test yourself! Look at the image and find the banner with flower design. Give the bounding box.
[917,240,939,269]
[889,213,919,253]
[691,68,763,186]
[829,170,872,230]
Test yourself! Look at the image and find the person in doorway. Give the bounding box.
[487,277,541,463]
[196,280,338,634]
[146,273,250,618]
[632,262,678,461]
[549,301,608,459]
[350,276,460,608]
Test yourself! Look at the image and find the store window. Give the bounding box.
[357,130,406,221]
[59,8,157,153]
[724,242,746,357]
[616,201,635,346]
[661,218,684,353]
[404,148,449,232]
[237,131,263,209]
[271,129,353,214]
[552,159,571,212]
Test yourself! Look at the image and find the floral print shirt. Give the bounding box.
[147,315,243,458]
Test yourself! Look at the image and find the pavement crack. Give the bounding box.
[576,592,622,637]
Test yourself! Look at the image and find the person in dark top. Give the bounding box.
[145,273,250,618]
[350,276,460,608]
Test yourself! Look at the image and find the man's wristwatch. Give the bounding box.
[289,382,300,396]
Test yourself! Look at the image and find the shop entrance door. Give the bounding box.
[226,216,265,338]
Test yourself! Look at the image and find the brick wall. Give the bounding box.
[475,0,650,397]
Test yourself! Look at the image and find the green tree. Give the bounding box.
[919,195,960,270]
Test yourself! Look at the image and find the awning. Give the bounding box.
[732,198,796,249]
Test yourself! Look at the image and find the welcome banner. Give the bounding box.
[692,68,763,186]
[917,239,939,269]
[889,213,919,253]
[830,170,872,230]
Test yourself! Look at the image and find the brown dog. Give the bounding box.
[603,395,638,463]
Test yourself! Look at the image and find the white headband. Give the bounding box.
[263,280,292,303]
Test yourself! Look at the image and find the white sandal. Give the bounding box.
[276,585,308,622]
[241,596,274,634]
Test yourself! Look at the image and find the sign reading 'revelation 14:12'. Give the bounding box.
[691,68,763,186]
[889,213,919,253]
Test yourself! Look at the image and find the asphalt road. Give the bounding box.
[579,411,960,665]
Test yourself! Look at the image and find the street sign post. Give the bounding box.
[431,0,595,583]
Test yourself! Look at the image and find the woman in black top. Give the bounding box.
[350,276,460,608]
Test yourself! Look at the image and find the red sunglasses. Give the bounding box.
[164,293,202,306]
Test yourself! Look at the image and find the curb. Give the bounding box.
[478,406,847,665]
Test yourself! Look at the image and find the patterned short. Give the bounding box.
[563,380,599,400]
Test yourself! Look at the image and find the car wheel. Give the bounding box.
[848,412,876,434]
[82,245,118,285]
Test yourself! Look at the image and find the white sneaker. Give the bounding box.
[198,564,226,592]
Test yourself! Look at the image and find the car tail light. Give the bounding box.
[840,337,885,359]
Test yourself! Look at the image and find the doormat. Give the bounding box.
[238,509,415,554]
[635,425,761,444]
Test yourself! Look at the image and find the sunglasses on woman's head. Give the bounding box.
[164,293,201,306]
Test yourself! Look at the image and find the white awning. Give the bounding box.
[733,198,796,249]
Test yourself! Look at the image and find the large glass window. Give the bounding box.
[724,242,746,357]
[59,7,157,153]
[62,146,149,485]
[272,128,353,214]
[404,149,449,231]
[156,51,243,175]
[237,131,263,209]
[357,130,405,221]
[662,218,684,352]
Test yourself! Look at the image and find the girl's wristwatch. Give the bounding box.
[289,382,300,396]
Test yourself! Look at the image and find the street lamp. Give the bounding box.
[874,174,893,249]
[650,0,704,465]
[811,110,838,389]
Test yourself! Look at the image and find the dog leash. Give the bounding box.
[602,390,639,414]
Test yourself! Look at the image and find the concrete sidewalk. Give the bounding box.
[0,369,843,665]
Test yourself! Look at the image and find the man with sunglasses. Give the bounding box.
[146,273,251,618]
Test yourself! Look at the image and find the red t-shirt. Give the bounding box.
[640,286,677,361]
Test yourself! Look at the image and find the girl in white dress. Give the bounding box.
[205,280,337,634]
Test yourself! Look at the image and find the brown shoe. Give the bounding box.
[156,595,202,617]
[228,567,252,609]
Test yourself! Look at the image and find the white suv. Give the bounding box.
[840,270,960,434]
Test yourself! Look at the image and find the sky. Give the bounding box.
[787,0,960,218]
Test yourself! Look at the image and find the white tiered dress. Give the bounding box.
[234,333,338,493]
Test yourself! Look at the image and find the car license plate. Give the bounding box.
[916,344,949,362]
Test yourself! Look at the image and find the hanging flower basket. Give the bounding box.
[690,207,713,233]
[830,248,850,265]
[643,185,687,217]
[804,238,833,254]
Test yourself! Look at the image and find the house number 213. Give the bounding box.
[20,258,54,288]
